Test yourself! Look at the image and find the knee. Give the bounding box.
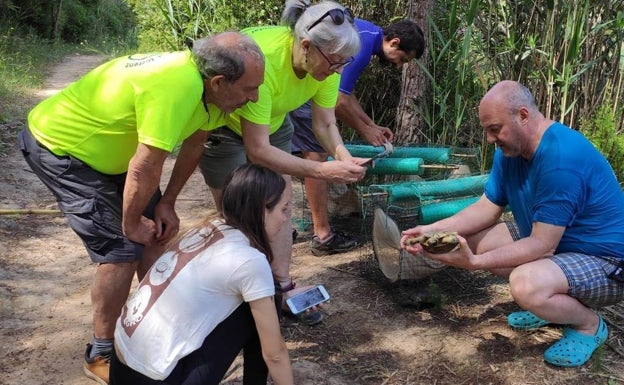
[509,266,541,308]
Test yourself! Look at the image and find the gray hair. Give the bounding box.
[192,32,264,83]
[281,0,360,57]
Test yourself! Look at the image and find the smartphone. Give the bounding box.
[285,285,330,315]
[358,151,388,167]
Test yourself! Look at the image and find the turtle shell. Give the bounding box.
[405,231,459,254]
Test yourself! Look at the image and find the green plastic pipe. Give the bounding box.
[345,144,452,163]
[419,196,479,224]
[387,174,488,203]
[366,158,424,175]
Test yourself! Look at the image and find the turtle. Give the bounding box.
[404,231,460,254]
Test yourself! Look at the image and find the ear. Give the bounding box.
[208,75,226,91]
[518,106,530,124]
[389,37,401,48]
[300,38,311,54]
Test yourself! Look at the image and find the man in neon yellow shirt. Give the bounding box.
[18,32,264,385]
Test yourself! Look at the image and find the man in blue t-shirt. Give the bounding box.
[402,80,624,368]
[290,19,425,256]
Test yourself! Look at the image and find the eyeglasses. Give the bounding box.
[315,45,353,72]
[306,8,355,32]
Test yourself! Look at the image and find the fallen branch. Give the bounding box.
[0,208,62,215]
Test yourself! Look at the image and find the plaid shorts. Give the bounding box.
[504,220,624,308]
[504,220,521,241]
[551,253,624,308]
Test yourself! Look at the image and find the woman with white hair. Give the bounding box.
[199,0,365,325]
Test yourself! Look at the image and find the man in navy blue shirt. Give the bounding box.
[290,19,425,256]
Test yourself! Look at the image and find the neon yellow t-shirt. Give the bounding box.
[225,26,340,136]
[28,51,224,175]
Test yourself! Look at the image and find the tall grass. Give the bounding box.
[126,0,284,51]
[0,26,77,123]
[121,0,624,173]
[416,0,484,147]
[580,87,624,181]
[414,0,624,172]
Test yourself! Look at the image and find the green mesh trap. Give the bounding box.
[366,157,424,175]
[345,144,453,163]
[292,143,486,241]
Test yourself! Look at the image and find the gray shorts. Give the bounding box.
[199,117,293,189]
[290,100,325,153]
[18,128,160,264]
[504,220,624,307]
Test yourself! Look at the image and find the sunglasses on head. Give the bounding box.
[306,8,355,32]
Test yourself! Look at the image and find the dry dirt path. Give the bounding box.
[1,53,623,385]
[1,53,108,385]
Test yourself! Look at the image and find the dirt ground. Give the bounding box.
[1,54,624,385]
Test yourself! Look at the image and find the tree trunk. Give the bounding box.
[395,0,434,146]
[52,0,63,40]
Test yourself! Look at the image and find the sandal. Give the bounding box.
[543,316,608,367]
[507,310,550,330]
[289,307,323,326]
[275,280,324,326]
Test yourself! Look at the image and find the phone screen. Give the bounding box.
[288,287,327,313]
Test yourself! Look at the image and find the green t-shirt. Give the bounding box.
[28,51,224,175]
[225,26,340,135]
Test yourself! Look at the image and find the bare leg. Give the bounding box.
[271,176,293,284]
[91,261,138,339]
[209,186,224,213]
[302,151,331,240]
[466,221,515,277]
[509,259,600,334]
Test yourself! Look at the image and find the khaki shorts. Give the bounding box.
[199,117,293,189]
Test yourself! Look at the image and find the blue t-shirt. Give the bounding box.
[485,122,624,258]
[339,18,384,95]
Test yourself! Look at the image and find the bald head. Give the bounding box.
[479,80,547,158]
[192,32,264,83]
[480,80,537,114]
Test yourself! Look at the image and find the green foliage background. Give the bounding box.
[2,0,624,179]
[122,0,410,142]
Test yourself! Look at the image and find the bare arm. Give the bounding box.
[310,102,353,161]
[155,129,209,243]
[411,221,564,273]
[122,143,169,246]
[249,297,293,385]
[472,221,564,270]
[241,117,365,183]
[336,92,393,146]
[402,194,565,271]
[402,194,504,240]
